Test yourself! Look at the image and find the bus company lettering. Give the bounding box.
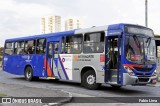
[25,56,31,62]
[78,55,94,58]
[74,55,94,61]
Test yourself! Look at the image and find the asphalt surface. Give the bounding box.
[0,71,160,97]
[0,82,72,106]
[0,70,73,106]
[0,70,160,105]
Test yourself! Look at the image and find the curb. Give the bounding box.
[147,83,160,87]
[46,90,73,106]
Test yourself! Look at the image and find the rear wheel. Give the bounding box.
[25,67,34,81]
[82,70,100,90]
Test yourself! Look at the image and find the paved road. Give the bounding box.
[0,70,160,98]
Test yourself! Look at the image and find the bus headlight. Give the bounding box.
[152,70,157,76]
[124,66,135,76]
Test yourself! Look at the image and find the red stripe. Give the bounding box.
[123,64,142,69]
[44,57,52,77]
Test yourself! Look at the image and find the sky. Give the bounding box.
[0,0,160,46]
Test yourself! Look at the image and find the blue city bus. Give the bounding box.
[3,23,157,90]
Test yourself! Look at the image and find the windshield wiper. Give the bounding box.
[146,37,151,48]
[133,35,141,48]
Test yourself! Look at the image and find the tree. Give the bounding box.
[0,47,3,61]
[155,34,160,36]
[0,47,3,55]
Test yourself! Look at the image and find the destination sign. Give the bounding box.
[125,26,154,37]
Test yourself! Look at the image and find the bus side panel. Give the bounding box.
[4,55,28,75]
[72,54,105,83]
[58,54,73,80]
[3,55,21,75]
[22,55,47,77]
[14,55,26,75]
[3,54,47,77]
[33,54,47,77]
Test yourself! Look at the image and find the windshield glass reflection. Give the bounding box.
[126,35,156,64]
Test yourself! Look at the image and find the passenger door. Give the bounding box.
[47,42,59,78]
[105,36,122,84]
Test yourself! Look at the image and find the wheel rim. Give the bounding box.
[26,70,31,78]
[87,75,95,85]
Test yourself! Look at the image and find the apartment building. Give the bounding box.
[40,16,61,34]
[65,18,82,31]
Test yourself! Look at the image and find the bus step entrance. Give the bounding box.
[47,77,58,80]
[110,69,118,84]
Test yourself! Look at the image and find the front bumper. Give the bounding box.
[123,73,157,85]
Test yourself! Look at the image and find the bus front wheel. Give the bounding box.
[25,67,34,81]
[82,70,100,90]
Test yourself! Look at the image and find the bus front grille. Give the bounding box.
[138,78,150,82]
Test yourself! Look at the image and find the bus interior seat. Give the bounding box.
[85,46,92,53]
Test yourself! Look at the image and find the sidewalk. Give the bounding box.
[148,81,160,87]
[154,81,160,87]
[0,82,72,106]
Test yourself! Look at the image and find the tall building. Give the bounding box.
[65,18,82,31]
[40,16,61,34]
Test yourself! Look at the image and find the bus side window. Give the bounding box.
[65,36,72,54]
[24,40,35,54]
[62,35,82,54]
[54,43,59,54]
[36,39,46,54]
[157,46,160,58]
[61,37,65,53]
[83,32,105,53]
[15,41,24,55]
[4,42,14,55]
[71,34,82,54]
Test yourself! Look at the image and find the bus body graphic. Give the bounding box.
[3,23,157,89]
[44,57,53,77]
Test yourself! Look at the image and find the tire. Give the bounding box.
[111,85,122,89]
[25,67,34,81]
[82,70,100,90]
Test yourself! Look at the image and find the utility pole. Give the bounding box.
[145,0,148,27]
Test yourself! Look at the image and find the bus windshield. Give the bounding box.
[126,35,156,64]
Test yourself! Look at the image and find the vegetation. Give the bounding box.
[0,47,3,54]
[0,93,6,97]
[155,34,160,36]
[0,47,3,66]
